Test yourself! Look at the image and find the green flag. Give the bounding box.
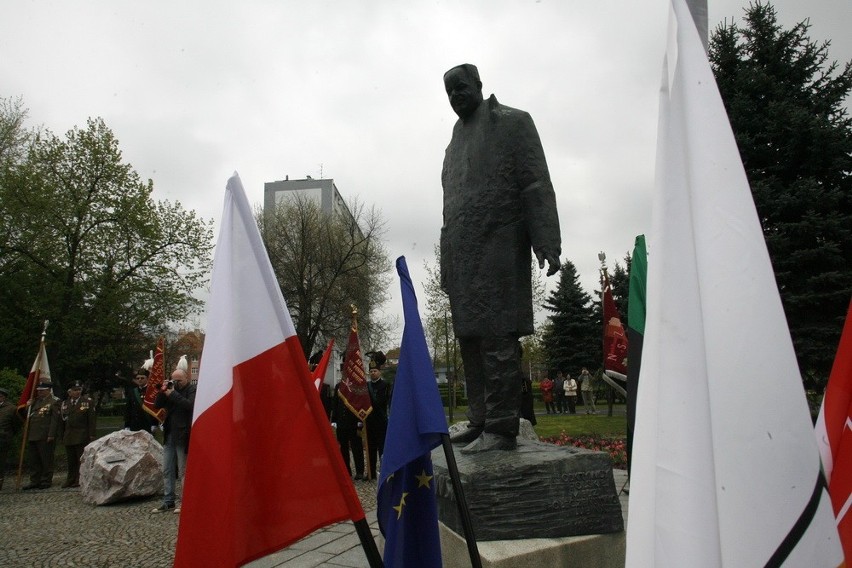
[626,234,647,476]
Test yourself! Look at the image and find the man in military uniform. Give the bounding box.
[365,351,390,481]
[0,387,20,490]
[124,369,158,432]
[441,63,561,452]
[21,382,59,489]
[57,381,96,488]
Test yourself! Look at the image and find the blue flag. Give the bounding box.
[378,256,449,568]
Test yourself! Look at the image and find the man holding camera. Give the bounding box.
[151,369,195,514]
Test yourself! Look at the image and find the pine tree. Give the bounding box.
[541,259,599,374]
[710,2,852,385]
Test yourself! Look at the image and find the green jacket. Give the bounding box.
[25,395,60,442]
[57,396,97,446]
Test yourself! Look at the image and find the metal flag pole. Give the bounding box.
[440,435,482,568]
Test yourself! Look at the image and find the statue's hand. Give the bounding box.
[535,248,561,276]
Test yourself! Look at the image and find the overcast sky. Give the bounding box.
[3,0,850,347]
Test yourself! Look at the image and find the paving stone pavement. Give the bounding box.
[0,469,627,568]
[0,473,379,568]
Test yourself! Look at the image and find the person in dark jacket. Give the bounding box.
[365,351,390,481]
[151,369,195,513]
[124,369,159,432]
[21,382,60,489]
[57,381,96,488]
[0,388,20,490]
[331,382,365,480]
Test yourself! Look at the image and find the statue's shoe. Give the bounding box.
[449,426,483,444]
[460,432,517,454]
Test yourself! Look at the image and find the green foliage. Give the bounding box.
[422,244,458,368]
[0,367,26,401]
[0,106,213,392]
[710,2,852,386]
[257,193,392,358]
[541,259,600,374]
[609,252,631,326]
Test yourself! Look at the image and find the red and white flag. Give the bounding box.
[174,173,365,568]
[17,330,51,410]
[311,338,335,391]
[816,298,852,563]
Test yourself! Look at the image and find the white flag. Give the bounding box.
[625,1,844,566]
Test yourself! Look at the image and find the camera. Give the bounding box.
[163,380,174,390]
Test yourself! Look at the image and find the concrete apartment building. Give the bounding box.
[264,176,352,219]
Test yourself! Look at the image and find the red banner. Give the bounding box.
[338,328,372,421]
[143,337,167,424]
[603,272,629,375]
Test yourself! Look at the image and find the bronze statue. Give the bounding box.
[441,63,561,453]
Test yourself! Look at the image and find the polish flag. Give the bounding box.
[816,299,852,563]
[311,338,335,391]
[174,173,365,567]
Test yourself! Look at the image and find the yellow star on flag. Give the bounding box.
[415,469,433,489]
[393,491,410,519]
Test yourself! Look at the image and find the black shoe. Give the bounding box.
[61,481,73,488]
[353,473,364,481]
[460,433,518,454]
[23,483,39,490]
[151,503,175,513]
[449,426,483,445]
[38,483,51,489]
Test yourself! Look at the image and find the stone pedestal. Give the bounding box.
[439,522,625,568]
[431,437,623,540]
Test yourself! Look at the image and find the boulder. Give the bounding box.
[80,429,164,505]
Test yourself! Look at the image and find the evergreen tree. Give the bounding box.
[610,252,632,328]
[710,2,852,385]
[541,259,599,374]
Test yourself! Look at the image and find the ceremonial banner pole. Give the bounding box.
[339,306,375,481]
[15,320,49,490]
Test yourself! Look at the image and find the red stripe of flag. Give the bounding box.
[816,298,852,563]
[174,173,364,567]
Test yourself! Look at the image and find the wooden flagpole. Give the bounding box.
[15,320,49,490]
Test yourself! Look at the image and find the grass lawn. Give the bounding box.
[445,403,628,440]
[533,411,627,439]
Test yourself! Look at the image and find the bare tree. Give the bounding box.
[257,193,392,358]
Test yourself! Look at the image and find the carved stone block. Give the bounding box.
[432,438,623,541]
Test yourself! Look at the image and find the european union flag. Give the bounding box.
[378,256,449,568]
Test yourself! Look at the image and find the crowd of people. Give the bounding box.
[0,365,196,516]
[2,348,602,506]
[0,380,100,491]
[539,367,598,415]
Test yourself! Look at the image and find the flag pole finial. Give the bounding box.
[349,304,359,333]
[41,320,49,337]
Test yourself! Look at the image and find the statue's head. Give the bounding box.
[444,63,483,120]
